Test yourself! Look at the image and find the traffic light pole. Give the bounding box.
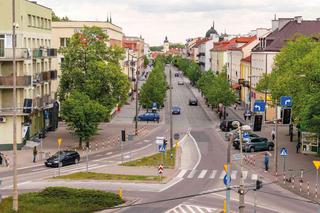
[239,126,245,213]
[274,100,278,175]
[226,134,232,213]
[169,64,173,152]
[135,64,139,136]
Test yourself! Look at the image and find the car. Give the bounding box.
[45,150,80,167]
[137,112,160,122]
[232,132,260,149]
[178,81,184,85]
[219,119,243,132]
[172,106,181,114]
[242,137,274,152]
[189,98,198,106]
[174,73,179,77]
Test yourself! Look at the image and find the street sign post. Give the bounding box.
[280,96,293,107]
[253,101,266,113]
[223,174,231,186]
[313,161,320,198]
[280,148,288,172]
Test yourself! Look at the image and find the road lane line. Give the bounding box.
[198,170,207,179]
[209,170,217,179]
[177,169,188,178]
[251,174,258,180]
[185,205,197,213]
[188,132,202,171]
[242,171,248,180]
[32,167,48,172]
[187,170,197,178]
[219,171,226,179]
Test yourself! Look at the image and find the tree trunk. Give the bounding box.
[79,137,83,149]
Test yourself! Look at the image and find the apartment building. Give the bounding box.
[0,0,58,150]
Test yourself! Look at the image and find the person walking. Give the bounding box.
[271,128,276,141]
[0,152,3,166]
[4,154,9,167]
[33,146,38,163]
[296,142,301,154]
[264,153,269,172]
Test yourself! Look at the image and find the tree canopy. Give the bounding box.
[256,35,320,133]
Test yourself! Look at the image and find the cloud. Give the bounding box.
[36,0,320,45]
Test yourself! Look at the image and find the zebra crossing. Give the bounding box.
[165,204,217,213]
[177,169,258,181]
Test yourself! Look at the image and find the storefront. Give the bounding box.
[301,132,319,155]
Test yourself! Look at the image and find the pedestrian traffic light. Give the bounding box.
[121,130,126,142]
[282,108,291,124]
[256,179,263,190]
[253,114,263,131]
[163,139,168,146]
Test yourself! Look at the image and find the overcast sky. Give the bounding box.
[37,0,320,46]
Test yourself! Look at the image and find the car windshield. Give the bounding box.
[52,151,67,158]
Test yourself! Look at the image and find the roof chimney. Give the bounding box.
[294,16,303,24]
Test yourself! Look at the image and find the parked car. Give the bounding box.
[174,73,179,77]
[137,112,160,122]
[178,81,184,85]
[45,150,80,167]
[172,106,181,115]
[233,132,260,149]
[219,119,242,132]
[242,137,274,152]
[189,98,198,106]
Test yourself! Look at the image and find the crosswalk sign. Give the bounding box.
[280,147,288,156]
[158,144,166,152]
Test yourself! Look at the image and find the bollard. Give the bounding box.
[102,142,105,149]
[292,176,295,189]
[307,181,310,196]
[95,142,98,151]
[316,184,318,199]
[299,180,302,192]
[283,172,286,184]
[118,187,123,199]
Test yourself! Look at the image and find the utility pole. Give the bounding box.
[239,125,245,213]
[274,100,278,175]
[12,0,19,211]
[226,133,232,213]
[169,64,173,151]
[135,60,139,136]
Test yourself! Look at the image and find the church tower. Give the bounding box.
[163,36,170,52]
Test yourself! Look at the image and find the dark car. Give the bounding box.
[242,137,274,152]
[137,112,160,122]
[233,132,260,149]
[45,150,80,167]
[174,73,179,77]
[172,106,181,115]
[219,120,242,132]
[189,98,198,106]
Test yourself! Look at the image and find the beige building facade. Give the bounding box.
[0,0,59,150]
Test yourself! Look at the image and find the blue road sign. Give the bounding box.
[158,144,166,152]
[253,101,266,113]
[243,132,249,139]
[223,174,231,186]
[152,102,158,109]
[280,147,288,156]
[280,96,293,107]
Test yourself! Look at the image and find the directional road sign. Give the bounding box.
[158,144,166,152]
[280,147,288,156]
[223,174,231,186]
[280,96,293,107]
[243,132,249,139]
[253,101,266,113]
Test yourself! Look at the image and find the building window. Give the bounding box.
[59,38,69,47]
[28,14,32,26]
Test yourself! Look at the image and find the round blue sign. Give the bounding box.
[223,174,231,185]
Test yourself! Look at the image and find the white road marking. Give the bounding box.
[242,171,248,180]
[188,132,202,170]
[187,170,197,178]
[186,205,197,213]
[165,204,217,213]
[251,174,258,180]
[177,169,188,178]
[106,152,113,155]
[231,170,237,180]
[209,170,217,179]
[219,171,226,179]
[32,167,48,172]
[18,163,44,170]
[198,170,207,179]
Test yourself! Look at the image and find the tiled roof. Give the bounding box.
[193,37,211,48]
[253,20,320,52]
[211,36,256,51]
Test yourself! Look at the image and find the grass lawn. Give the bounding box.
[0,187,124,213]
[121,147,176,168]
[53,172,162,181]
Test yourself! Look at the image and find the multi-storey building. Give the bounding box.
[251,16,320,120]
[0,0,58,150]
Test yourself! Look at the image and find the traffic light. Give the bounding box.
[256,179,263,190]
[163,139,168,146]
[253,114,263,131]
[121,130,126,142]
[282,108,291,124]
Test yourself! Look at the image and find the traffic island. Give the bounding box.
[0,187,124,213]
[53,172,163,182]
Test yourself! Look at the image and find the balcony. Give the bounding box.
[49,70,57,80]
[47,48,57,57]
[33,48,46,58]
[43,71,51,81]
[0,48,29,61]
[0,75,32,88]
[33,73,44,85]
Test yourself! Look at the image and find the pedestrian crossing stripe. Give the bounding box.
[165,204,217,213]
[177,169,257,181]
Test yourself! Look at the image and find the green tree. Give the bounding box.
[52,11,70,22]
[144,56,150,67]
[58,26,130,118]
[61,91,107,148]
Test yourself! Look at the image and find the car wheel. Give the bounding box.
[75,158,80,164]
[268,145,273,151]
[250,147,255,153]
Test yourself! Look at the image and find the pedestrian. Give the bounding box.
[33,146,38,163]
[296,142,301,154]
[264,152,269,172]
[271,128,276,141]
[234,103,237,110]
[0,152,3,166]
[219,111,222,120]
[4,154,9,167]
[243,112,247,121]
